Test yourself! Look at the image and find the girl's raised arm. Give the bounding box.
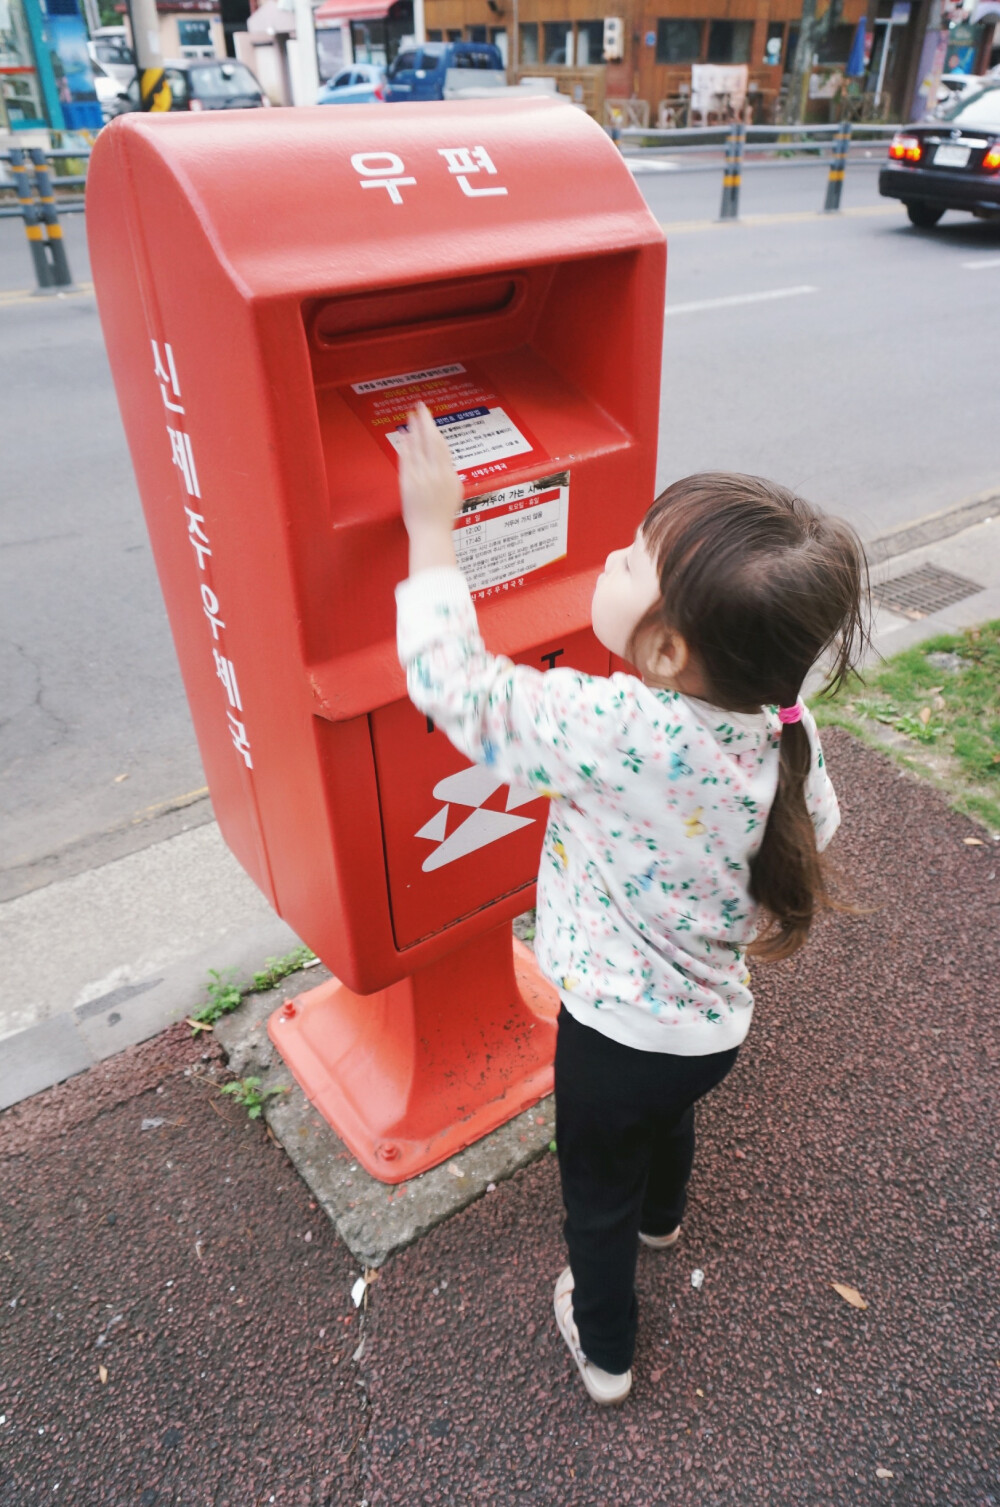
[395,405,624,800]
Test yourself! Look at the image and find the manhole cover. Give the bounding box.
[874,563,983,621]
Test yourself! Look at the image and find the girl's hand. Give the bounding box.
[397,402,463,575]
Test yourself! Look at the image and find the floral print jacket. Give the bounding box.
[396,567,840,1056]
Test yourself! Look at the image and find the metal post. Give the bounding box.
[8,148,53,292]
[823,119,852,211]
[125,0,171,110]
[719,120,746,220]
[28,148,75,288]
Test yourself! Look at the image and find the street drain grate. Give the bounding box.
[874,563,983,621]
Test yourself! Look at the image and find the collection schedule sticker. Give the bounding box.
[343,362,547,483]
[454,472,570,599]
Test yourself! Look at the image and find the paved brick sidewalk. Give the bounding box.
[2,731,997,1507]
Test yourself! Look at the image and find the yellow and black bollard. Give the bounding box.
[141,67,172,111]
[28,148,75,289]
[823,120,852,212]
[9,148,53,292]
[719,120,746,221]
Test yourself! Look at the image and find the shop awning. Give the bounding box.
[314,0,392,22]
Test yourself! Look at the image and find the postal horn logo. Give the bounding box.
[415,764,537,872]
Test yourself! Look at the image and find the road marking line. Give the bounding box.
[665,285,817,316]
[962,257,1000,270]
[626,158,680,173]
[660,205,898,234]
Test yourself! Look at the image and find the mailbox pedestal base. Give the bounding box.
[268,926,559,1184]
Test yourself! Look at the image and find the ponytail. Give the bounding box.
[747,718,827,962]
[633,471,870,962]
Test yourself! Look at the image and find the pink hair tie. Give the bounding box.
[778,703,803,725]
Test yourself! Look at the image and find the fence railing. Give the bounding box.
[0,123,899,293]
[619,121,897,219]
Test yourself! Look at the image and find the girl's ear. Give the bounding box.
[647,629,690,684]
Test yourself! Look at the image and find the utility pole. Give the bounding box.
[291,0,319,101]
[125,0,172,110]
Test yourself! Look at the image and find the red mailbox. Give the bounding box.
[87,100,666,1181]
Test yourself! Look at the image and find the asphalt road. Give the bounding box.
[1,157,998,890]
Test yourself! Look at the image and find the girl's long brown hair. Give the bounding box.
[630,473,870,962]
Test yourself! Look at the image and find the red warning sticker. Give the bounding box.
[342,361,548,484]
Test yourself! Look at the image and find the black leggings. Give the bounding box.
[554,1004,739,1374]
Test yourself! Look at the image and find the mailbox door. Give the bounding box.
[372,629,608,948]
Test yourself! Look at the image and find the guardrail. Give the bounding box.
[1,145,89,293]
[620,120,897,219]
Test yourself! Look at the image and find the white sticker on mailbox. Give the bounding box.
[452,472,570,597]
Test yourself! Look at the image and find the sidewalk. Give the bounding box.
[1,727,996,1504]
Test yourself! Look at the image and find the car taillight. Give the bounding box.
[188,98,204,111]
[984,142,1000,171]
[374,83,385,100]
[889,134,922,163]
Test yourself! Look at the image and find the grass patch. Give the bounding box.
[190,945,319,1031]
[812,621,1000,835]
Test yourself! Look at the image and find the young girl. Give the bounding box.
[395,404,868,1406]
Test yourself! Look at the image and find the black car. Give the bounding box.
[108,59,269,117]
[879,82,1000,227]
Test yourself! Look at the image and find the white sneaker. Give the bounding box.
[638,1224,681,1250]
[553,1267,632,1406]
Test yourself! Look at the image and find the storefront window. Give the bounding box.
[763,21,784,65]
[656,18,703,63]
[489,26,507,64]
[544,22,572,64]
[576,20,604,64]
[467,24,486,42]
[178,19,213,56]
[707,20,753,63]
[1,0,46,127]
[519,22,538,62]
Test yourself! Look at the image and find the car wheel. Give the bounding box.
[905,201,945,229]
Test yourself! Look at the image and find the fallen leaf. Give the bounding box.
[926,686,943,694]
[932,695,946,711]
[918,706,932,726]
[113,773,129,783]
[98,1366,108,1385]
[695,1388,704,1397]
[350,1277,366,1308]
[831,1282,868,1310]
[447,1163,465,1178]
[352,1338,365,1363]
[185,1017,213,1035]
[875,1468,894,1479]
[963,837,985,846]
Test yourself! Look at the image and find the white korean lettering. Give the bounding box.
[168,427,200,498]
[438,144,508,199]
[184,507,212,570]
[213,650,242,711]
[350,151,416,205]
[200,583,225,640]
[227,711,253,769]
[152,340,184,414]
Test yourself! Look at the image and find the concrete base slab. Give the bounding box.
[213,921,555,1268]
